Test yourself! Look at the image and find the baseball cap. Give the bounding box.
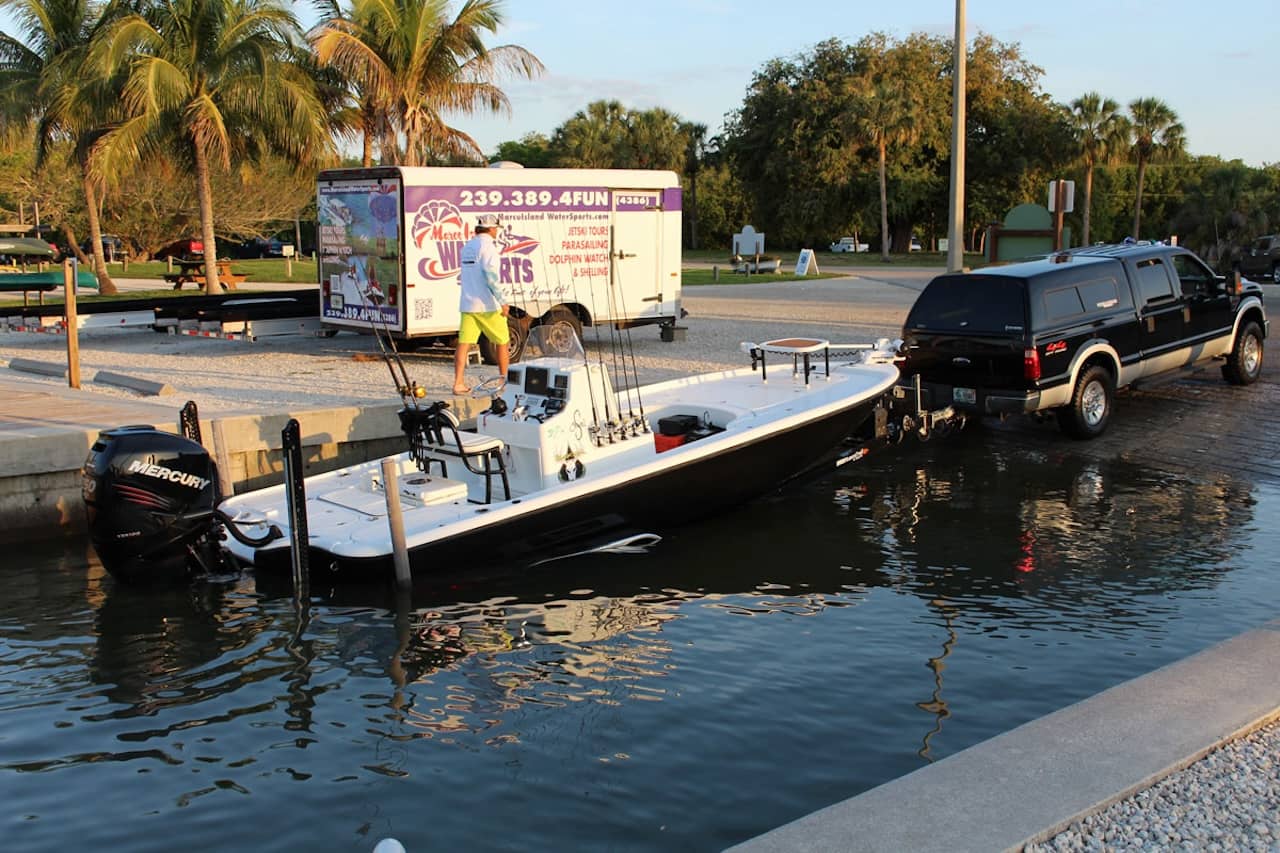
[477,213,500,228]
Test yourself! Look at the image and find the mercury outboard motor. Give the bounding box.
[83,426,226,583]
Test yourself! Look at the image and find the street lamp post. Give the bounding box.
[946,0,966,272]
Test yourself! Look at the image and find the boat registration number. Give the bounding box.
[953,387,976,404]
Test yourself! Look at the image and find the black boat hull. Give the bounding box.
[251,391,886,583]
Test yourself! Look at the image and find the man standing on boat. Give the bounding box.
[453,213,509,395]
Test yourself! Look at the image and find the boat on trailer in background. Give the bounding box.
[83,329,904,585]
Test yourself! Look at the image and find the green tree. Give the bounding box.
[493,131,552,167]
[723,38,866,247]
[1069,92,1129,246]
[1127,97,1185,239]
[549,99,631,168]
[0,0,130,293]
[681,121,707,249]
[844,73,921,261]
[312,0,542,167]
[93,0,332,293]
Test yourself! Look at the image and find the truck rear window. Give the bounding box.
[906,274,1027,334]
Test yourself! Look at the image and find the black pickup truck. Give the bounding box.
[898,243,1268,438]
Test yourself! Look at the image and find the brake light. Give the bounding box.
[1024,347,1041,381]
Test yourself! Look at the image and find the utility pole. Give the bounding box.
[946,0,966,273]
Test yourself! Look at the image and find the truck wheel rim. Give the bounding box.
[1243,335,1260,374]
[1082,381,1107,425]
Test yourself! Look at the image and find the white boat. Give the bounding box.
[84,330,902,584]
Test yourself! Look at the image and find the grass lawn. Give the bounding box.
[681,248,986,268]
[115,257,319,285]
[682,268,844,286]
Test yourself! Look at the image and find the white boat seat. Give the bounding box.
[398,403,510,504]
[428,430,504,457]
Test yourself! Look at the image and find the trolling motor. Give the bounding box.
[83,426,281,583]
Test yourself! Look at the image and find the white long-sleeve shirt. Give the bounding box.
[457,233,504,313]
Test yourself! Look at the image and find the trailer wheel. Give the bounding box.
[540,306,584,355]
[479,314,529,364]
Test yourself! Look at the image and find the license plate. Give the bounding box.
[331,293,344,309]
[953,387,976,404]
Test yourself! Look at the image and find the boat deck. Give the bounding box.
[219,345,902,568]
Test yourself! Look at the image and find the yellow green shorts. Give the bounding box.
[458,310,509,345]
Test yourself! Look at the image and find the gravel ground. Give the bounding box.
[1025,717,1280,852]
[0,276,919,415]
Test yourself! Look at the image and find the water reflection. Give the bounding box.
[1,436,1275,852]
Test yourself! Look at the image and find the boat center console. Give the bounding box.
[477,356,620,494]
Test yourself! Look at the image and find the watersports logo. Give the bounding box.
[409,199,540,283]
[127,460,210,491]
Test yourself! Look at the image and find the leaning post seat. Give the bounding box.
[398,403,510,503]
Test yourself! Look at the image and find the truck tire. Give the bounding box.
[1221,320,1263,386]
[479,314,529,365]
[539,306,583,355]
[1271,262,1280,283]
[1056,364,1113,439]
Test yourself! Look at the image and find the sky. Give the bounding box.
[336,0,1274,167]
[1,1,1274,166]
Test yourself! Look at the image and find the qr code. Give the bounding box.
[414,299,433,321]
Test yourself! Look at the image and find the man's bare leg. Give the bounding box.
[452,343,471,395]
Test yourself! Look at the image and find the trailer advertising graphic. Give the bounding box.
[318,178,404,326]
[403,184,657,317]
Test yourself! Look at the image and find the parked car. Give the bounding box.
[80,234,126,261]
[154,237,204,260]
[829,237,869,253]
[1237,234,1280,282]
[909,236,923,252]
[897,243,1268,439]
[235,237,290,259]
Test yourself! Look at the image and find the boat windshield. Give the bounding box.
[523,324,585,361]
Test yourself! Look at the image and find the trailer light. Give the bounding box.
[1024,347,1041,381]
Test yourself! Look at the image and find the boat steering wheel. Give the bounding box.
[470,375,507,398]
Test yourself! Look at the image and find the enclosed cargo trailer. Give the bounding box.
[316,165,684,362]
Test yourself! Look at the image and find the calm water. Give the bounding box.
[3,430,1279,852]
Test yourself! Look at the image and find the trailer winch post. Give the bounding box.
[282,419,309,596]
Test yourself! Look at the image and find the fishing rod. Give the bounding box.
[352,256,423,408]
[608,224,647,434]
[538,218,603,444]
[578,228,620,443]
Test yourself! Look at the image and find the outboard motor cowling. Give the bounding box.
[83,426,222,583]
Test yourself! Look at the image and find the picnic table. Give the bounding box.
[163,258,246,291]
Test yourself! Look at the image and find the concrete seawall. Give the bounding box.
[0,373,488,544]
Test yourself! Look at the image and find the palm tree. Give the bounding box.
[681,121,707,249]
[551,99,630,168]
[1127,97,1185,240]
[845,76,920,262]
[0,0,126,294]
[1069,92,1129,246]
[93,0,332,293]
[311,0,542,167]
